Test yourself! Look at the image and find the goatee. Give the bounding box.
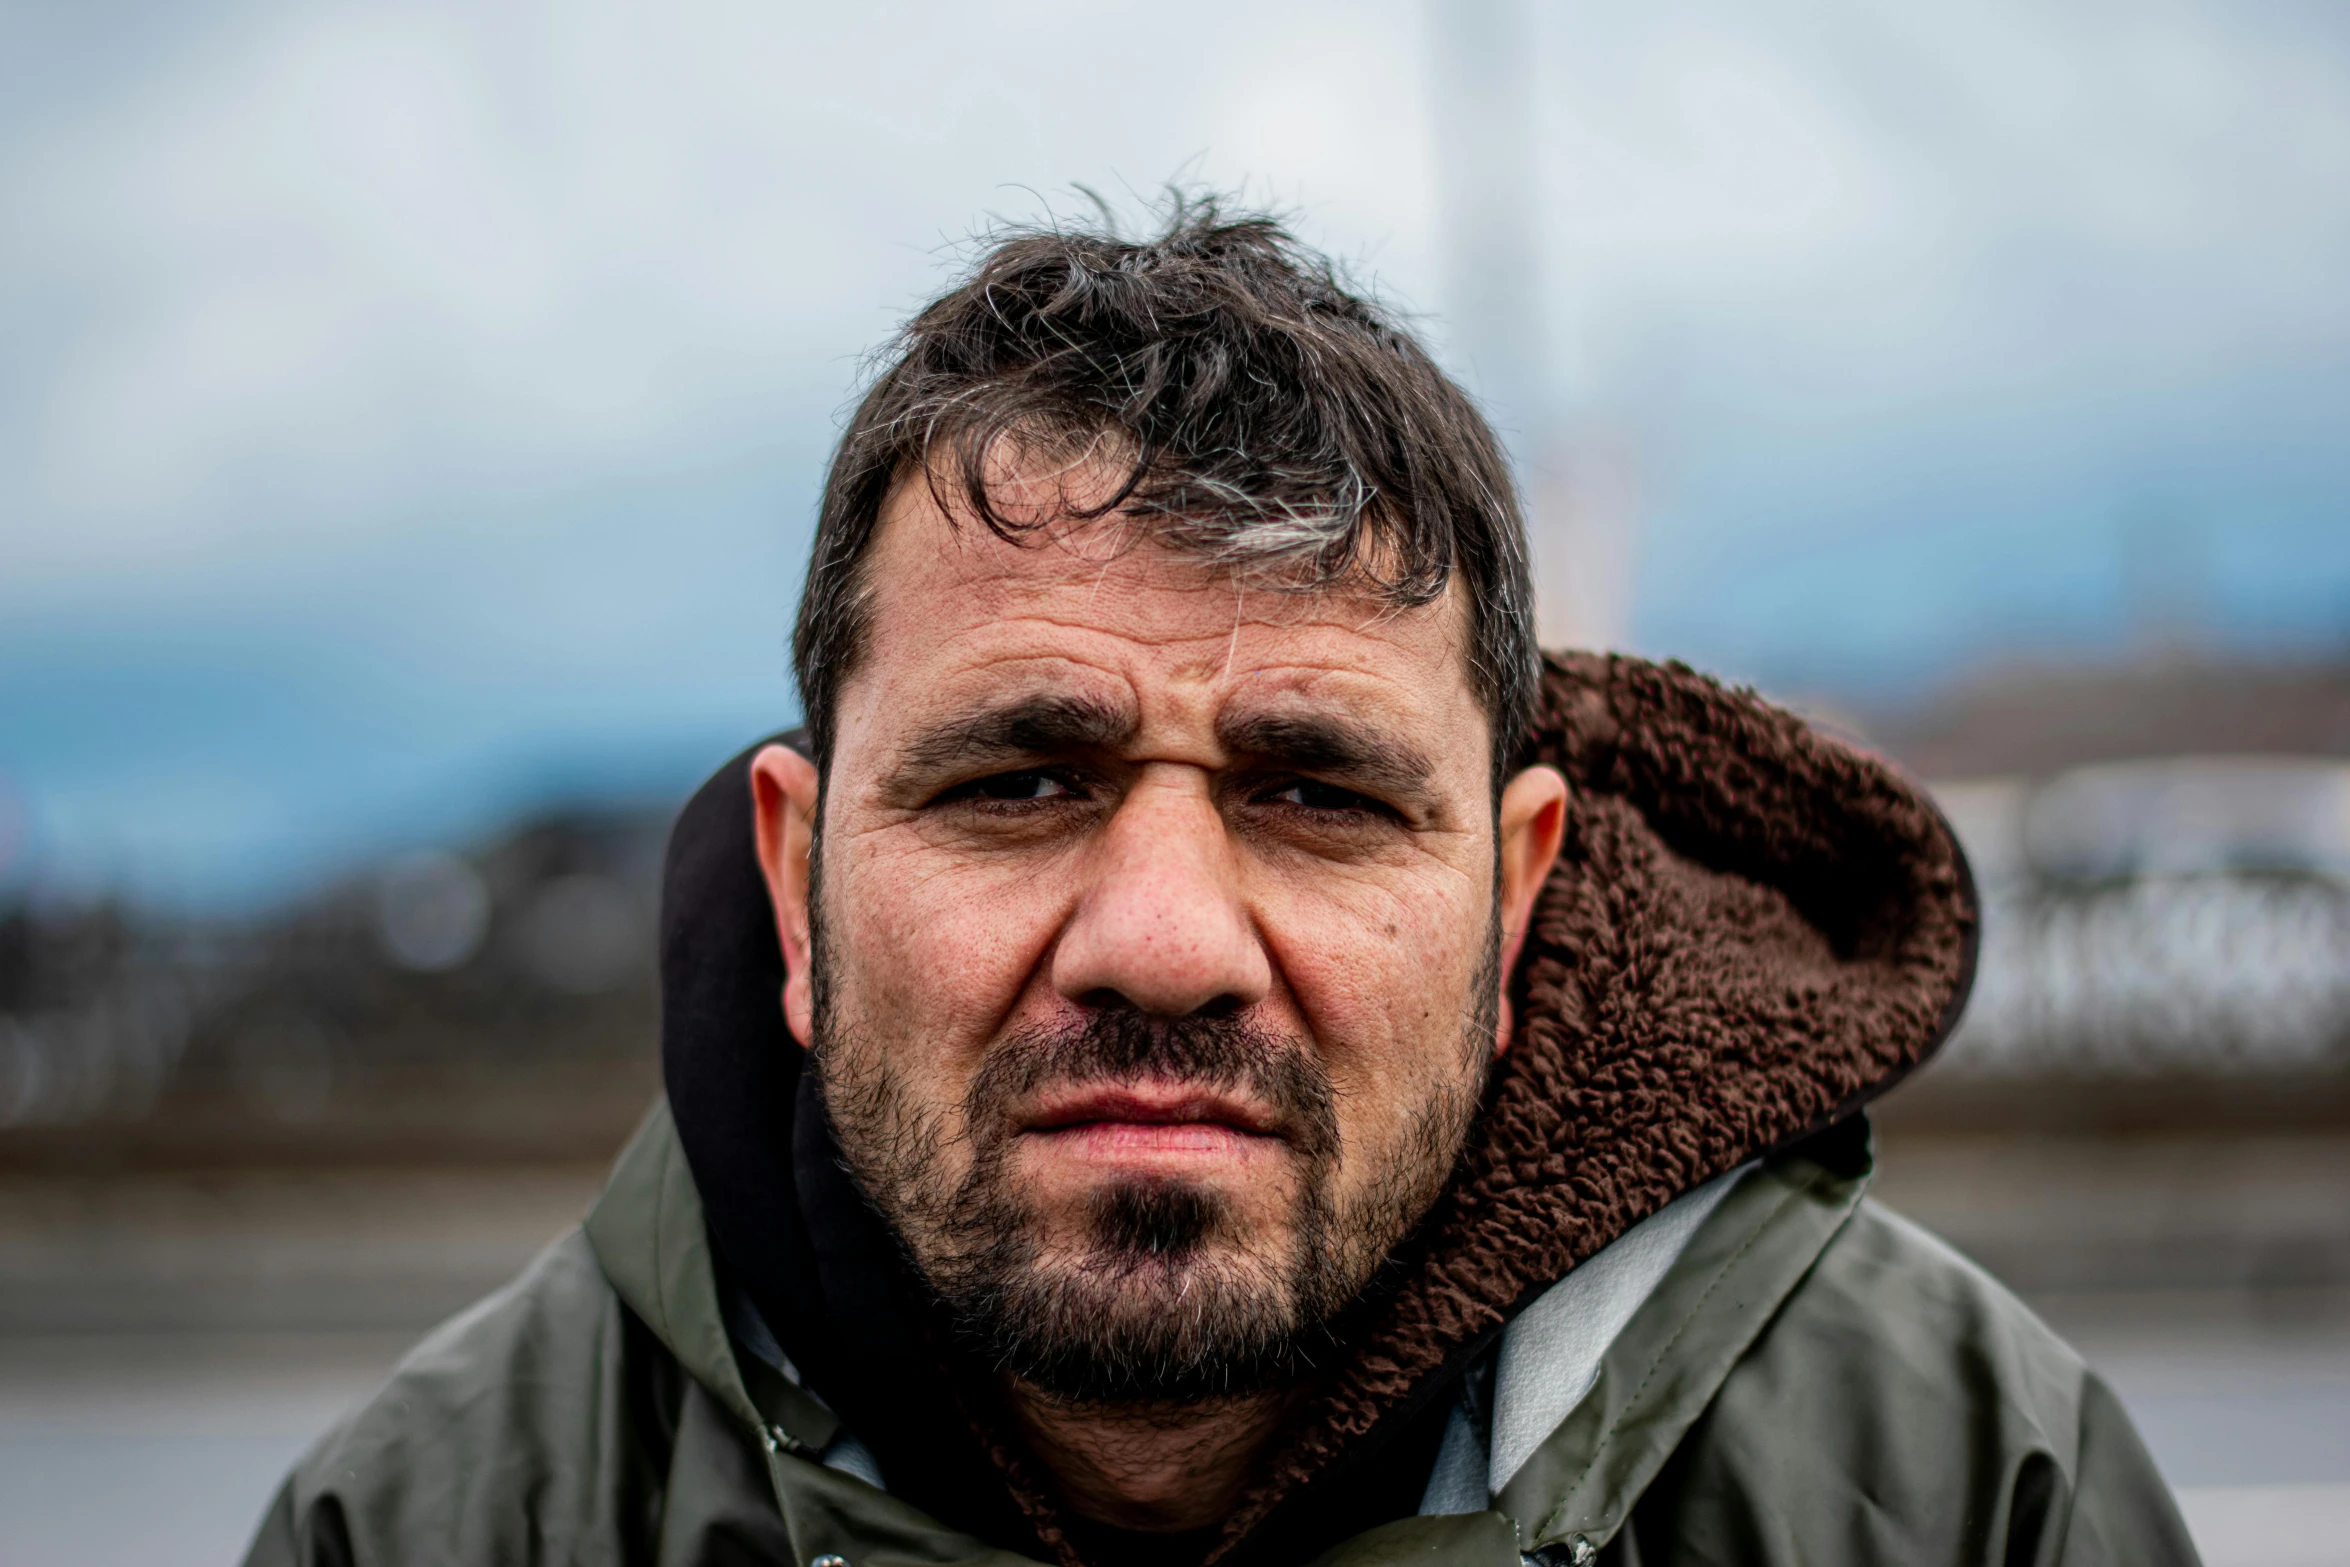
[818,1002,1481,1405]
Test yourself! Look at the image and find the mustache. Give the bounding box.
[966,1004,1340,1164]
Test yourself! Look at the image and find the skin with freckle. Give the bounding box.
[750,465,1568,1527]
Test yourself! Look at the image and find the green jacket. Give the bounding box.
[246,655,2202,1565]
[247,1103,2194,1566]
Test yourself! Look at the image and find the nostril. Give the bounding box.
[1073,987,1248,1020]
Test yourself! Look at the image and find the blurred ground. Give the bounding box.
[1872,1129,2350,1567]
[0,1161,604,1567]
[1,1116,2346,1566]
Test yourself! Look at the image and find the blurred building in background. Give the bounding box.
[0,806,664,1166]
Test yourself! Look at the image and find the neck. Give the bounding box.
[1004,1379,1307,1533]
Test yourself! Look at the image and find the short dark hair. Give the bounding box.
[791,194,1537,788]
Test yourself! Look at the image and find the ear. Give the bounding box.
[1492,764,1570,1058]
[749,743,822,1049]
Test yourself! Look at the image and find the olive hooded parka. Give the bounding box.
[244,655,2202,1567]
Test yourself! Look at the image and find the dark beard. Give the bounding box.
[817,988,1492,1407]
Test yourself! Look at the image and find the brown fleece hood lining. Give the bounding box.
[1192,651,1979,1555]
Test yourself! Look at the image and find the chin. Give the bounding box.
[995,1239,1319,1405]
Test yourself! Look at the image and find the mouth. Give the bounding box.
[1018,1082,1287,1165]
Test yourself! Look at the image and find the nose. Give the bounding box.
[1051,767,1272,1017]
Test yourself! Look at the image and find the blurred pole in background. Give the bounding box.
[1425,0,1636,653]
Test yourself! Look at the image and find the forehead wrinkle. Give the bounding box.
[1221,573,1246,684]
[887,524,1433,665]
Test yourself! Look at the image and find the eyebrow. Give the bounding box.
[890,690,1439,806]
[1215,709,1437,804]
[894,691,1140,778]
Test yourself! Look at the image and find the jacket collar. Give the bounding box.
[580,1097,1875,1567]
[582,1099,838,1454]
[1490,1124,1873,1559]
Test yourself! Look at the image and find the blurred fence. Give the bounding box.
[1950,873,2350,1076]
[1932,758,2350,1081]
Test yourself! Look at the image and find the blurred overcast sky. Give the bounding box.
[3,0,2349,906]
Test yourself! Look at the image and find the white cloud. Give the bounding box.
[0,0,1445,590]
[2,0,2345,589]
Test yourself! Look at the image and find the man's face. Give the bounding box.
[754,471,1565,1405]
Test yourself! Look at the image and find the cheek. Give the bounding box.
[1256,870,1491,1132]
[826,830,1075,1063]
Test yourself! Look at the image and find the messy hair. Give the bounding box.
[791,193,1538,787]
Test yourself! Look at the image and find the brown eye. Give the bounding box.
[1268,779,1378,814]
[968,771,1074,802]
